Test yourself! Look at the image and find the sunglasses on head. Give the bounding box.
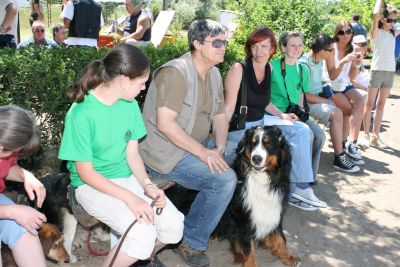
[385,17,397,23]
[338,28,353,36]
[202,39,228,48]
[34,28,45,33]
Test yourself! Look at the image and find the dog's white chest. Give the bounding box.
[243,171,283,240]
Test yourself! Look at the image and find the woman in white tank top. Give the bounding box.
[324,21,366,166]
[361,0,400,149]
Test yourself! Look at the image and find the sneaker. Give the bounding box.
[358,135,370,149]
[347,154,366,166]
[344,141,362,160]
[291,187,327,208]
[370,136,388,149]
[134,256,166,267]
[288,197,318,211]
[333,154,360,173]
[174,243,210,267]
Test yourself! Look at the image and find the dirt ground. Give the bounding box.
[49,90,400,267]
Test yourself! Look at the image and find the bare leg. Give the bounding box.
[329,108,344,155]
[345,89,365,141]
[363,87,379,137]
[372,88,391,137]
[12,232,46,267]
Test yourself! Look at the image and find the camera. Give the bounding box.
[286,104,309,122]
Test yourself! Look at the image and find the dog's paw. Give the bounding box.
[282,255,299,267]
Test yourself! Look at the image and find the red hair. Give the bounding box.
[244,27,277,59]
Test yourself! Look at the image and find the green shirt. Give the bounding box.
[58,93,147,187]
[270,58,310,112]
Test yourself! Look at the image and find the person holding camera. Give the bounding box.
[224,28,326,211]
[323,21,365,166]
[299,34,360,173]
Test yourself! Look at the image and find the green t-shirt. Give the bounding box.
[58,92,147,187]
[270,58,310,112]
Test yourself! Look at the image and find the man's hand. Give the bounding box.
[198,147,229,174]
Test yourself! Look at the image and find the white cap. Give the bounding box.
[352,35,367,44]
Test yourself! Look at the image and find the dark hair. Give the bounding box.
[68,44,149,103]
[52,24,64,39]
[311,34,334,53]
[244,27,277,60]
[0,105,41,158]
[378,5,397,34]
[188,19,226,52]
[332,21,354,55]
[279,31,304,48]
[352,13,360,21]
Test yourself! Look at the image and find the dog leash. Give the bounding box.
[108,199,163,267]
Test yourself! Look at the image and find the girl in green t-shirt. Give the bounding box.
[58,45,183,266]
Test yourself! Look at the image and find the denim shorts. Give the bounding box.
[333,85,355,95]
[0,194,27,248]
[318,85,335,99]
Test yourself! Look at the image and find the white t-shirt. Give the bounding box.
[371,29,396,72]
[60,0,104,47]
[0,0,18,37]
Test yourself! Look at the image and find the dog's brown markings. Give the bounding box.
[39,223,70,263]
[244,146,252,165]
[233,240,258,267]
[261,232,298,267]
[265,155,278,170]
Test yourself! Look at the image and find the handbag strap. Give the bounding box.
[238,62,248,115]
[280,57,309,112]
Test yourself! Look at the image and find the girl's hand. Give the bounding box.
[144,185,167,209]
[281,113,298,121]
[23,172,46,208]
[11,205,47,235]
[124,194,155,224]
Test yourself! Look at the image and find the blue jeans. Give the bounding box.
[146,144,237,251]
[306,120,325,181]
[0,34,16,48]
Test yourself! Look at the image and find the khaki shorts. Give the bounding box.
[308,103,336,127]
[76,176,184,260]
[369,70,395,89]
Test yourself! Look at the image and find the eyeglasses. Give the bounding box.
[323,48,334,52]
[385,18,397,23]
[337,28,353,36]
[34,28,45,33]
[202,39,228,48]
[355,42,367,47]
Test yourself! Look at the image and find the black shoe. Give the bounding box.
[333,153,360,173]
[134,256,166,267]
[174,243,210,267]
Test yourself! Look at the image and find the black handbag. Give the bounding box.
[280,58,310,122]
[229,62,248,132]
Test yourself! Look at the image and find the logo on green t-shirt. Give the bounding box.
[125,130,131,142]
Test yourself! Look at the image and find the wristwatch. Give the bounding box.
[213,146,226,155]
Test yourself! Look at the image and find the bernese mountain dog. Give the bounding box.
[166,125,298,266]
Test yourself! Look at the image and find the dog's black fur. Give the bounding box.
[166,126,297,266]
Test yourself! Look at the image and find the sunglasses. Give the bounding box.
[34,28,45,33]
[337,28,353,36]
[202,39,228,48]
[385,18,397,23]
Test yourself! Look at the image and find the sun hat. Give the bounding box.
[352,35,367,44]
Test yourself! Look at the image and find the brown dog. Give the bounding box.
[1,223,70,266]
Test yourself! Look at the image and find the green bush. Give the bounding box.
[0,41,240,147]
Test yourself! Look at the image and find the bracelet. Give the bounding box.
[144,183,157,191]
[213,146,226,155]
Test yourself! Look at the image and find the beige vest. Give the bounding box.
[139,52,222,174]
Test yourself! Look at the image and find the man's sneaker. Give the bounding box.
[370,136,388,149]
[347,154,366,166]
[358,135,370,149]
[344,141,362,160]
[333,153,360,173]
[291,187,327,208]
[174,243,210,267]
[288,196,318,211]
[134,256,166,267]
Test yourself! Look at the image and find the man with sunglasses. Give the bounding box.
[139,19,235,267]
[17,20,57,48]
